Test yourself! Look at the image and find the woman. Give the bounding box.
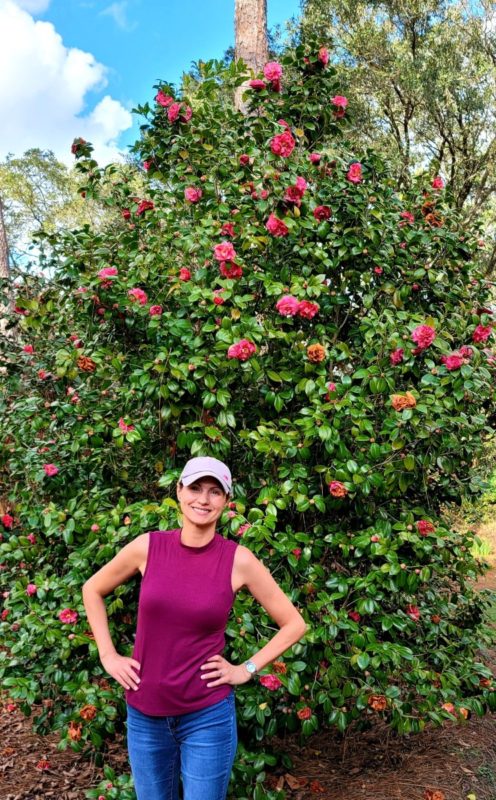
[82,456,307,800]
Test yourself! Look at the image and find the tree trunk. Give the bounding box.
[234,0,268,112]
[0,196,8,279]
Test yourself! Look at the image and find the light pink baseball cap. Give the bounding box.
[179,457,232,494]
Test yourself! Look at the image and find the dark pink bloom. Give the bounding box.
[118,418,135,433]
[213,290,225,306]
[432,176,444,189]
[331,95,348,109]
[22,344,34,354]
[121,208,131,220]
[58,608,78,624]
[27,533,36,544]
[416,520,436,536]
[318,47,329,66]
[400,210,415,225]
[406,604,420,622]
[249,79,266,91]
[309,152,321,164]
[390,348,404,365]
[184,186,202,203]
[259,674,283,690]
[149,305,163,316]
[155,90,173,107]
[237,523,251,536]
[411,324,436,350]
[136,200,154,216]
[214,242,237,262]
[459,345,473,358]
[263,62,283,82]
[26,584,37,597]
[441,353,464,371]
[329,481,348,498]
[227,339,256,362]
[473,324,492,343]
[239,154,250,165]
[270,130,296,158]
[297,300,319,319]
[179,268,191,281]
[348,611,361,622]
[313,205,331,221]
[167,103,181,122]
[219,262,243,279]
[43,464,59,477]
[266,214,289,237]
[276,295,300,317]
[346,163,362,183]
[143,161,151,171]
[128,288,148,305]
[180,105,192,122]
[1,514,13,529]
[284,185,304,205]
[220,222,235,238]
[292,548,302,559]
[374,267,383,275]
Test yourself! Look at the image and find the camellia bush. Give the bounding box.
[1,41,496,799]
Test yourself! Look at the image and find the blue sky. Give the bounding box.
[0,0,302,162]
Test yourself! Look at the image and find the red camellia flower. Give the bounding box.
[329,481,348,497]
[1,514,14,529]
[348,610,361,623]
[318,47,329,66]
[227,339,257,362]
[263,62,283,82]
[128,288,148,305]
[346,162,362,183]
[58,608,78,624]
[270,130,296,158]
[276,295,300,317]
[239,154,250,165]
[400,210,415,225]
[219,262,243,279]
[27,533,36,544]
[167,102,181,122]
[149,305,163,316]
[43,464,59,477]
[220,222,235,238]
[390,347,404,365]
[441,353,464,371]
[292,548,302,559]
[249,79,266,91]
[121,208,131,220]
[22,344,34,354]
[406,604,420,622]
[297,706,313,720]
[416,520,436,536]
[432,175,444,189]
[259,674,283,690]
[118,418,135,433]
[155,90,173,107]
[298,300,319,319]
[179,268,192,281]
[266,214,289,237]
[411,324,436,350]
[214,241,237,262]
[136,200,154,216]
[184,187,202,203]
[473,324,492,343]
[213,289,225,306]
[309,152,321,164]
[313,205,331,221]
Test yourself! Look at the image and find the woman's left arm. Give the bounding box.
[201,546,307,688]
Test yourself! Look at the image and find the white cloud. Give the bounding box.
[0,0,132,164]
[101,1,136,32]
[12,0,51,13]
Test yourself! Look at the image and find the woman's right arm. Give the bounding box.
[82,533,148,691]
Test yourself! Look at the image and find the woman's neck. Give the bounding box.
[180,521,216,547]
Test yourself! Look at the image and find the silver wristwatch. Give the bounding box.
[244,659,258,676]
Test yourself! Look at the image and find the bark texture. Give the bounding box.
[0,197,8,279]
[234,0,268,111]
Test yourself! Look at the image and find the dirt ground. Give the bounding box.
[1,532,495,800]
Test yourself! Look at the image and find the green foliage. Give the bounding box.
[1,40,496,798]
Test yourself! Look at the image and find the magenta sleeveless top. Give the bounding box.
[125,529,238,716]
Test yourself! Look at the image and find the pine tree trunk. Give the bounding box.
[234,0,268,112]
[0,195,15,362]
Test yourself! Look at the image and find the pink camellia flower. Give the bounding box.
[91,524,100,532]
[374,267,383,275]
[400,210,415,225]
[214,241,237,262]
[313,205,331,221]
[276,295,300,317]
[98,267,118,279]
[473,324,492,343]
[220,222,235,238]
[346,162,362,183]
[270,130,296,158]
[43,464,59,477]
[390,348,404,365]
[260,189,269,200]
[331,95,348,114]
[239,154,250,166]
[136,200,154,216]
[432,175,444,189]
[143,161,151,171]
[292,548,302,559]
[184,187,202,203]
[298,300,319,319]
[227,339,257,362]
[406,604,420,622]
[149,305,163,316]
[237,523,251,537]
[441,352,464,371]
[459,345,473,359]
[411,324,436,350]
[318,47,329,65]
[348,610,361,622]
[38,369,50,380]
[249,79,266,91]
[155,90,173,107]
[219,262,243,279]
[118,418,135,433]
[26,584,37,596]
[370,534,380,543]
[329,481,348,498]
[213,289,225,306]
[1,609,10,621]
[128,288,148,305]
[22,344,34,354]
[58,608,78,624]
[309,152,321,164]
[263,62,283,82]
[167,102,181,122]
[326,382,337,398]
[179,268,192,281]
[284,185,303,205]
[416,520,436,536]
[1,514,13,529]
[266,214,289,237]
[181,105,192,122]
[259,674,283,690]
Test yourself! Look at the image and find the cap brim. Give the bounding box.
[181,471,230,494]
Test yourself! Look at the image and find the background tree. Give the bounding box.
[234,0,269,110]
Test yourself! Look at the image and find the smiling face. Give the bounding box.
[176,477,228,531]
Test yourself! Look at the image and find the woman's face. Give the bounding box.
[177,477,228,528]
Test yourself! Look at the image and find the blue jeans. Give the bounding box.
[126,693,237,800]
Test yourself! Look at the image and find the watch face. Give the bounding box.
[245,660,257,674]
